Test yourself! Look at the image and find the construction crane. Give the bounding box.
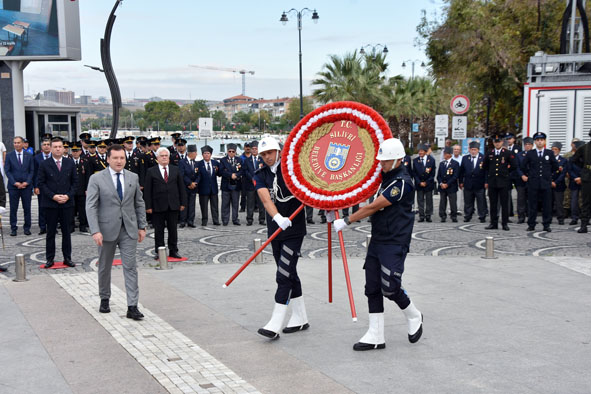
[189,65,255,96]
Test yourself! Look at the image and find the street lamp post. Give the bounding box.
[280,8,319,120]
[359,44,389,56]
[401,59,426,149]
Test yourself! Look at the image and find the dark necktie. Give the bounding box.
[538,151,542,158]
[472,157,476,167]
[191,160,195,169]
[164,167,168,183]
[17,153,21,165]
[207,162,212,176]
[116,173,123,200]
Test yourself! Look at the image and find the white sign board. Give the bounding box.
[452,116,467,139]
[435,114,448,137]
[198,117,213,138]
[450,95,470,115]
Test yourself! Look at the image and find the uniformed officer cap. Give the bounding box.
[492,134,503,142]
[41,133,53,140]
[227,143,237,151]
[244,142,251,148]
[201,145,213,154]
[551,141,562,150]
[139,140,148,147]
[250,140,259,148]
[136,136,148,142]
[71,142,82,151]
[443,146,453,155]
[63,140,70,148]
[177,138,187,146]
[23,138,29,143]
[469,141,480,149]
[187,145,197,153]
[505,132,515,139]
[97,140,108,148]
[523,137,534,145]
[574,140,585,149]
[149,137,161,145]
[123,136,135,143]
[87,140,96,148]
[78,132,91,140]
[533,132,547,140]
[417,143,428,152]
[170,132,181,140]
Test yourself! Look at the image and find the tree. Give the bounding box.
[284,96,314,127]
[211,110,227,130]
[190,99,210,120]
[144,100,180,127]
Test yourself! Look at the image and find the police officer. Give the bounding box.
[179,144,199,228]
[254,137,309,340]
[333,138,422,350]
[571,129,591,233]
[459,141,486,223]
[70,142,91,233]
[551,142,567,225]
[514,137,534,223]
[412,143,436,222]
[437,146,459,222]
[521,132,559,232]
[220,143,243,226]
[483,134,517,231]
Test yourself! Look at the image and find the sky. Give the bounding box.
[23,0,444,102]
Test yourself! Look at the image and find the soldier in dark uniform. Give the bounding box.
[170,138,187,166]
[551,142,567,225]
[412,143,436,222]
[505,132,522,218]
[571,129,591,233]
[79,133,92,157]
[567,141,586,226]
[122,136,141,175]
[70,142,91,233]
[333,138,422,350]
[134,136,147,154]
[437,146,459,222]
[514,137,534,223]
[86,139,97,160]
[483,133,517,231]
[179,145,199,228]
[62,141,71,159]
[91,139,109,173]
[521,132,559,232]
[459,140,486,223]
[141,137,160,186]
[168,132,180,155]
[219,143,243,225]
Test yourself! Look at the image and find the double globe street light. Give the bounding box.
[359,43,389,56]
[280,8,319,120]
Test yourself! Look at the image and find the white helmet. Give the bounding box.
[376,138,405,160]
[258,137,281,153]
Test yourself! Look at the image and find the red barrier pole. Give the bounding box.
[327,221,333,303]
[335,211,357,321]
[223,204,305,288]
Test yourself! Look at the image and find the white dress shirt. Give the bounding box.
[159,165,169,180]
[108,167,125,196]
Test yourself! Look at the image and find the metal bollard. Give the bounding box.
[366,234,372,251]
[158,246,169,270]
[14,254,27,282]
[254,239,263,263]
[482,236,498,259]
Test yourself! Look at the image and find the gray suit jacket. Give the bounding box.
[86,168,147,242]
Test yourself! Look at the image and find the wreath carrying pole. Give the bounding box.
[223,204,305,288]
[334,211,357,321]
[327,222,333,303]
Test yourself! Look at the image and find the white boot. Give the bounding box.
[402,301,423,343]
[353,313,385,351]
[283,296,310,333]
[258,303,288,339]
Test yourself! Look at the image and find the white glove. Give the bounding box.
[333,218,348,232]
[273,213,292,231]
[326,210,336,223]
[0,206,5,215]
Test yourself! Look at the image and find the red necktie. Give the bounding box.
[164,167,168,183]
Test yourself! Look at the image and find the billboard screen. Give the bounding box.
[0,0,80,60]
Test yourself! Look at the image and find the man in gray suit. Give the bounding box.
[86,144,147,320]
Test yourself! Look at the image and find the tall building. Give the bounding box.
[43,89,75,105]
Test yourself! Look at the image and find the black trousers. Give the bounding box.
[552,190,565,221]
[181,190,197,225]
[152,210,179,254]
[305,205,314,222]
[438,190,457,219]
[516,185,528,220]
[240,187,247,210]
[199,193,219,225]
[245,189,256,224]
[581,182,591,224]
[45,206,73,262]
[37,193,46,230]
[527,186,552,227]
[254,192,265,224]
[221,190,240,224]
[488,185,509,225]
[364,242,411,313]
[271,237,304,304]
[416,189,433,219]
[73,194,87,227]
[463,188,486,220]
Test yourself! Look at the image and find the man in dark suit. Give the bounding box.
[70,142,92,233]
[144,147,187,259]
[412,144,436,222]
[513,137,534,223]
[33,137,52,234]
[483,134,518,231]
[242,142,260,226]
[219,143,243,226]
[0,181,6,272]
[437,147,460,222]
[37,138,78,268]
[521,132,559,232]
[249,141,265,225]
[179,144,199,228]
[4,136,34,236]
[459,141,487,223]
[551,142,567,225]
[196,145,221,226]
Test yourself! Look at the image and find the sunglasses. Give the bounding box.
[227,150,235,153]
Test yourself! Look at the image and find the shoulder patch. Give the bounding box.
[390,186,400,197]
